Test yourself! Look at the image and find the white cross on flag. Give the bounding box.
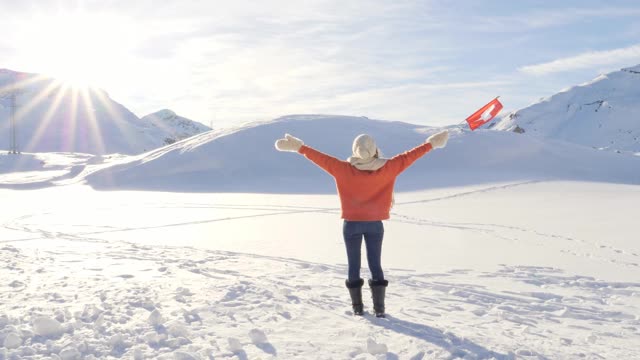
[465,97,503,130]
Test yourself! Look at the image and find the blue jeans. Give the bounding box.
[343,220,384,282]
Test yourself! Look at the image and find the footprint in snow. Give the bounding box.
[249,328,267,344]
[228,337,243,352]
[249,329,277,356]
[8,280,26,288]
[367,338,388,355]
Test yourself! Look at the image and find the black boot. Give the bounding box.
[369,279,388,318]
[345,278,364,315]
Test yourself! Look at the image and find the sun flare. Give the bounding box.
[15,11,136,89]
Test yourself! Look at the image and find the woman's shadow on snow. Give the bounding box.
[367,315,529,360]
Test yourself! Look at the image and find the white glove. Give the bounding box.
[275,134,304,152]
[426,130,449,149]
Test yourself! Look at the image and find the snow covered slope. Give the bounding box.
[79,115,640,192]
[141,109,211,145]
[493,65,640,153]
[0,69,182,155]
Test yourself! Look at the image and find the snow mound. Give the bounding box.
[79,115,640,192]
[0,152,96,189]
[3,332,22,349]
[32,316,64,338]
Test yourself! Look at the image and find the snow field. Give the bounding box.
[1,183,639,359]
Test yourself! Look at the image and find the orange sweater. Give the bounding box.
[299,142,433,221]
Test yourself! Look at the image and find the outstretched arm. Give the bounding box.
[386,130,449,174]
[274,133,347,177]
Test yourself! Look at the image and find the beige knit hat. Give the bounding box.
[351,134,378,160]
[348,134,387,171]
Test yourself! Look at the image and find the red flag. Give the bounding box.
[465,97,503,130]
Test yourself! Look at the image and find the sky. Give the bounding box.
[1,0,639,128]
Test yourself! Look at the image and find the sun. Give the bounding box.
[15,11,136,89]
[6,10,146,155]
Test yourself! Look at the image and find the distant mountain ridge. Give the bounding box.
[0,68,209,155]
[141,109,211,145]
[492,64,640,153]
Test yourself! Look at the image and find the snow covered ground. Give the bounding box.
[1,181,639,359]
[1,115,639,359]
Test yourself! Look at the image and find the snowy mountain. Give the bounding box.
[492,64,640,153]
[0,69,203,155]
[140,109,211,145]
[78,115,640,192]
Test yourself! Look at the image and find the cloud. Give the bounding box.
[5,1,638,128]
[438,6,640,33]
[518,44,640,75]
[531,7,640,28]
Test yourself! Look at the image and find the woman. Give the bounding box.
[275,130,449,317]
